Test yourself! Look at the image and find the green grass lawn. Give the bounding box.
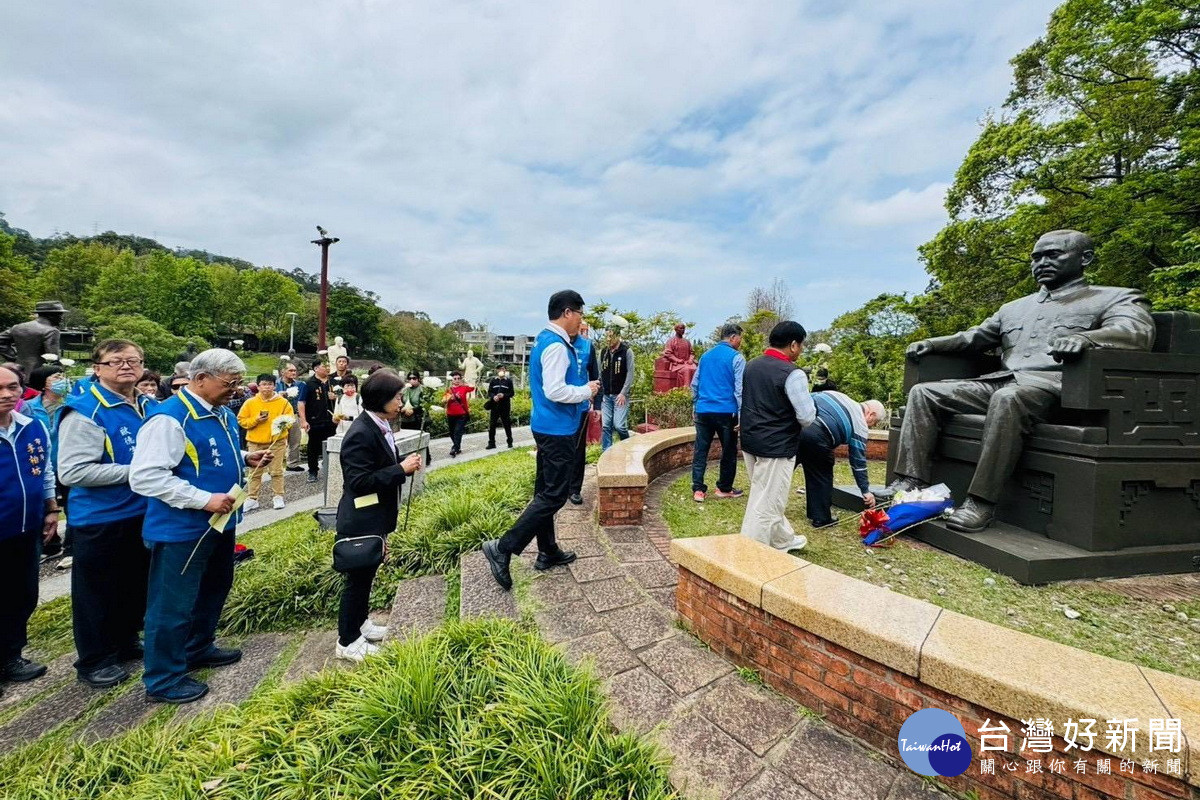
[665,460,1200,681]
[27,449,538,660]
[0,620,677,800]
[239,352,287,377]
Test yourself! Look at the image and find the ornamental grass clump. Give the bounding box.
[0,620,677,800]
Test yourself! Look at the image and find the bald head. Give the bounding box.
[1031,229,1094,289]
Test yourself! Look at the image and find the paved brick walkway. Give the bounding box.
[529,468,951,800]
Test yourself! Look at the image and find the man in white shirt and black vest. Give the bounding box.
[738,321,815,552]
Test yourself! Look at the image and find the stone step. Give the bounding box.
[282,630,346,684]
[173,633,290,722]
[384,575,446,641]
[459,551,519,620]
[0,675,104,753]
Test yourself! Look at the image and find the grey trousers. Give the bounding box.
[286,420,302,468]
[894,379,1058,503]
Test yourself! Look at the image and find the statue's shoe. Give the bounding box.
[876,476,925,500]
[945,497,996,533]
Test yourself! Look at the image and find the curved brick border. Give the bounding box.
[672,534,1200,799]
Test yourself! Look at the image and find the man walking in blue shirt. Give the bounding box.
[690,323,746,502]
[482,291,600,590]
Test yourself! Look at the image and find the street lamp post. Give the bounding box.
[311,227,340,350]
[286,312,299,357]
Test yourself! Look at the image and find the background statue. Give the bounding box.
[459,348,483,391]
[879,229,1155,533]
[0,300,67,376]
[326,335,348,365]
[654,323,697,392]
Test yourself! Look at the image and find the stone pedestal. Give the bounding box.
[322,429,429,510]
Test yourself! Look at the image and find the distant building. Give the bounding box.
[459,328,535,369]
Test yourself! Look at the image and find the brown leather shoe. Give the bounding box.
[945,497,997,533]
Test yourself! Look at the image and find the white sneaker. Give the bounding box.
[56,556,74,570]
[360,619,388,642]
[335,636,379,662]
[243,499,260,512]
[773,535,808,552]
[272,496,286,510]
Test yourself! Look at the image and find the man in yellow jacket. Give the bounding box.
[237,374,292,511]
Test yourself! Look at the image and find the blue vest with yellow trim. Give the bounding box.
[1,413,51,540]
[141,389,245,542]
[575,335,594,418]
[61,384,155,525]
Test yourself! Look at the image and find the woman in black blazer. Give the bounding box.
[334,370,422,662]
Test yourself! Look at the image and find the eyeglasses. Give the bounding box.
[96,358,144,368]
[200,374,242,389]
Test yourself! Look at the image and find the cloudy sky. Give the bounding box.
[1,0,1058,335]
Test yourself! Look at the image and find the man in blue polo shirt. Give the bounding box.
[129,349,273,704]
[690,323,746,503]
[482,290,600,590]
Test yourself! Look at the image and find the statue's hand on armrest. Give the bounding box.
[1049,334,1090,362]
[906,340,934,361]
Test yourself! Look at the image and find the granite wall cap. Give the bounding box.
[761,565,939,676]
[919,609,1182,771]
[1138,666,1199,785]
[596,426,698,488]
[671,534,808,606]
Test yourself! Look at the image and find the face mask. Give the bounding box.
[50,379,71,395]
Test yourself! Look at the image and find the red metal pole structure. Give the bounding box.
[311,228,339,350]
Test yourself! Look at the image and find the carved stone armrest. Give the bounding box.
[1059,349,1200,446]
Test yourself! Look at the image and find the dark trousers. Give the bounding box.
[795,422,837,525]
[488,406,513,446]
[0,533,40,662]
[895,378,1058,503]
[142,531,234,695]
[569,413,588,496]
[307,425,334,475]
[338,563,379,646]
[498,431,574,557]
[448,415,468,453]
[692,412,739,493]
[70,516,150,674]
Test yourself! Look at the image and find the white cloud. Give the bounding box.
[0,0,1059,335]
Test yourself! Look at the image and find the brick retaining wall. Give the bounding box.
[677,568,1197,800]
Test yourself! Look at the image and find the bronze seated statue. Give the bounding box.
[832,230,1200,583]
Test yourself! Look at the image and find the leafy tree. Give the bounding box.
[36,242,131,325]
[922,0,1200,321]
[327,283,394,359]
[0,233,34,328]
[94,314,196,372]
[822,294,924,407]
[240,268,304,349]
[441,318,476,335]
[384,310,462,373]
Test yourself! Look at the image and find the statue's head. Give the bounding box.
[35,300,67,324]
[1031,230,1094,290]
[334,336,344,346]
[674,323,686,336]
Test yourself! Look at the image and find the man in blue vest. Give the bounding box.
[482,290,600,589]
[129,349,273,704]
[0,365,57,691]
[57,339,157,689]
[690,323,746,502]
[567,321,599,505]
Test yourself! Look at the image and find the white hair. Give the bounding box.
[861,399,886,421]
[188,348,247,380]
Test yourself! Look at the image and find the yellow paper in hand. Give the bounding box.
[354,493,380,509]
[208,484,248,531]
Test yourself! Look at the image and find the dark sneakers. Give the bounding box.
[534,549,577,571]
[188,646,242,670]
[481,540,513,590]
[79,664,131,689]
[568,493,583,505]
[2,656,47,683]
[485,443,496,450]
[147,676,209,705]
